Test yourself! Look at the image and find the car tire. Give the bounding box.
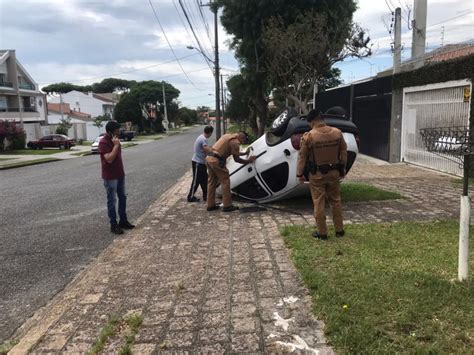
[59,144,65,150]
[271,107,298,136]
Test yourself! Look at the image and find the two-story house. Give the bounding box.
[48,90,117,119]
[0,50,48,142]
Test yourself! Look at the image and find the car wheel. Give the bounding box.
[271,107,298,136]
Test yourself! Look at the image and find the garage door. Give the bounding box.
[401,80,472,176]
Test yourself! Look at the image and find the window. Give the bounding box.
[232,177,269,200]
[260,162,289,193]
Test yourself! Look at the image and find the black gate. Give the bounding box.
[315,76,392,161]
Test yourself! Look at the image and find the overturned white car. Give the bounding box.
[227,107,360,203]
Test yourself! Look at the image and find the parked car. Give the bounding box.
[27,134,76,150]
[119,129,135,141]
[90,135,103,154]
[227,107,360,203]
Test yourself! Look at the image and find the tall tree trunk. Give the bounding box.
[288,94,309,115]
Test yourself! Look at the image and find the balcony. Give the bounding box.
[0,107,42,121]
[0,81,14,88]
[19,83,35,90]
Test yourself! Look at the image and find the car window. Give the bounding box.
[232,177,269,199]
[260,162,289,193]
[40,136,51,141]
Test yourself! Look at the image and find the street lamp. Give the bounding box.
[187,42,221,139]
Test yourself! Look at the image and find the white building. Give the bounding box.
[47,103,106,141]
[48,90,116,118]
[0,49,48,142]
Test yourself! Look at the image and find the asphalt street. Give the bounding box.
[0,126,205,343]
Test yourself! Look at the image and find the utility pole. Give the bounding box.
[441,26,445,46]
[162,82,169,134]
[220,74,225,134]
[411,0,427,58]
[393,7,402,74]
[213,2,221,139]
[59,93,64,121]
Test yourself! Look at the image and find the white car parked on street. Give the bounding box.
[227,107,360,203]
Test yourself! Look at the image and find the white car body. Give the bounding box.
[227,112,359,203]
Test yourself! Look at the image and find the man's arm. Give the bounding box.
[338,132,348,177]
[231,141,255,164]
[296,135,310,177]
[103,137,121,164]
[202,144,212,154]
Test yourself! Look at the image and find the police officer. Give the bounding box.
[206,131,256,212]
[296,109,347,240]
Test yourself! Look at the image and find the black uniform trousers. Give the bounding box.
[187,160,208,201]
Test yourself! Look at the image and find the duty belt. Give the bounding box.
[208,152,222,159]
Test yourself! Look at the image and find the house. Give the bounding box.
[47,102,106,141]
[314,41,473,176]
[48,90,117,118]
[0,49,48,142]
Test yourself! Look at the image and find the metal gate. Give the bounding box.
[401,80,472,176]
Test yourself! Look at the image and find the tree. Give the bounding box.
[114,93,142,126]
[42,82,87,94]
[318,68,343,92]
[56,116,72,135]
[92,78,135,93]
[130,81,180,132]
[92,114,110,130]
[225,74,255,133]
[217,0,366,130]
[178,107,198,126]
[261,9,370,113]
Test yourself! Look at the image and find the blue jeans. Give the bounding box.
[103,177,127,226]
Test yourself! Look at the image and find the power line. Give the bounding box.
[178,0,214,74]
[427,11,474,28]
[183,0,214,59]
[171,0,197,47]
[148,0,203,91]
[194,0,213,49]
[37,53,201,85]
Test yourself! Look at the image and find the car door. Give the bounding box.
[40,136,51,148]
[252,135,296,200]
[228,135,272,201]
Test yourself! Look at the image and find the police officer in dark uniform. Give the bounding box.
[296,109,347,240]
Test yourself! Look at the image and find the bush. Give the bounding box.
[0,120,26,150]
[55,125,68,135]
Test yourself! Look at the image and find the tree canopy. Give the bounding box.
[217,0,369,132]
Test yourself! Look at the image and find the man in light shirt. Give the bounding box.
[187,125,214,202]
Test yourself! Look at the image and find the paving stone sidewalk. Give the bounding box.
[8,158,465,354]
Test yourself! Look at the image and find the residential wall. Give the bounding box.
[49,91,112,118]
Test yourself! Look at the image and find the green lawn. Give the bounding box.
[0,157,60,170]
[0,157,16,161]
[0,149,63,155]
[341,182,402,202]
[281,220,474,354]
[134,134,163,141]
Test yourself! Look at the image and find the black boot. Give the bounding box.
[119,220,135,229]
[111,224,124,234]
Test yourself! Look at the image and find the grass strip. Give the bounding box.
[0,158,60,170]
[119,314,144,355]
[340,182,402,202]
[281,220,474,354]
[87,316,120,355]
[0,149,63,155]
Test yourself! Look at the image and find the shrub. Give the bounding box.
[0,120,26,150]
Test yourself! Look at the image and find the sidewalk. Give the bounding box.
[8,172,333,354]
[7,158,464,354]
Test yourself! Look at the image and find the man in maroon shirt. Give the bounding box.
[99,121,135,234]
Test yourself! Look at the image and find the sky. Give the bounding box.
[0,0,473,109]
